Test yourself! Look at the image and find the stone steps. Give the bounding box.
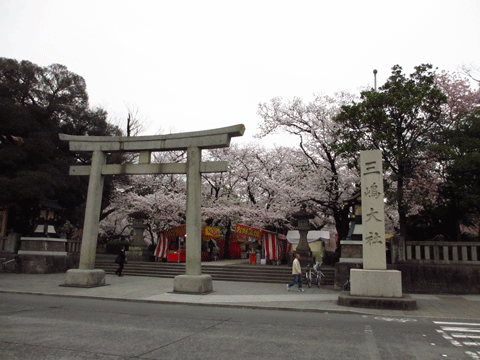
[95,255,335,285]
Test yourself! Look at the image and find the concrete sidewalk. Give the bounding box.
[1,272,480,320]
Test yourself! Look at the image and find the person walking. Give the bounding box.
[115,246,126,277]
[287,253,304,292]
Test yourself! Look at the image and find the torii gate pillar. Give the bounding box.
[173,146,212,293]
[60,125,245,292]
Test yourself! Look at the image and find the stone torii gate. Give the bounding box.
[60,124,245,293]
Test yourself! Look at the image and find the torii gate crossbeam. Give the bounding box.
[60,124,244,293]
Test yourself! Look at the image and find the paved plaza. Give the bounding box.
[1,271,480,320]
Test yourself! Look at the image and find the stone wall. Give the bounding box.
[341,243,362,258]
[335,261,480,294]
[334,262,361,289]
[19,254,67,274]
[391,264,480,294]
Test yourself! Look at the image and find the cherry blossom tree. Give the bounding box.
[460,63,480,83]
[257,92,359,239]
[99,151,187,245]
[436,71,480,125]
[203,143,305,231]
[100,142,325,253]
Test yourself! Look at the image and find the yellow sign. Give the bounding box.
[235,224,263,240]
[203,226,221,239]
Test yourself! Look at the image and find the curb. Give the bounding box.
[0,289,378,316]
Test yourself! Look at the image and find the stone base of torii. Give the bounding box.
[60,125,245,293]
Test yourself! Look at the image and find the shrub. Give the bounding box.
[147,243,156,253]
[105,241,130,254]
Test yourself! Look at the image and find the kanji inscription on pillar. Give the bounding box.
[360,150,387,270]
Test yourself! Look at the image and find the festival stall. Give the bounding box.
[286,230,330,263]
[154,225,221,262]
[234,224,290,265]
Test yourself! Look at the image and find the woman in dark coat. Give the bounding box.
[115,246,126,276]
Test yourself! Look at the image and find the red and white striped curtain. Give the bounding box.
[287,242,292,254]
[264,232,278,260]
[154,232,168,258]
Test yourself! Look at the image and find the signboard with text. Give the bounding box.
[163,225,221,241]
[235,224,263,240]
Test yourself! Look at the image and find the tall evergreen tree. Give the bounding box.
[334,64,447,238]
[0,58,121,234]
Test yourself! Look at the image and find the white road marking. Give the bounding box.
[441,327,480,333]
[364,325,381,360]
[434,321,480,358]
[374,317,417,323]
[435,322,480,327]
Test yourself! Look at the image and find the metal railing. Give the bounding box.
[405,241,480,265]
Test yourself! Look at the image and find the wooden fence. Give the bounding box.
[405,241,480,265]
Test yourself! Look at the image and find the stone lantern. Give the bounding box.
[126,211,149,261]
[30,199,65,238]
[291,204,315,266]
[18,199,68,273]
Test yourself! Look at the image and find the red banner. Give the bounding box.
[163,225,221,241]
[165,225,186,238]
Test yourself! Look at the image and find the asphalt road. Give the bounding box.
[1,293,479,360]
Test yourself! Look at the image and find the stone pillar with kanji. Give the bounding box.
[350,150,402,298]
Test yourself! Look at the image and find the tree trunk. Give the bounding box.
[224,218,232,259]
[334,206,350,241]
[397,167,408,239]
[333,206,350,261]
[450,197,462,241]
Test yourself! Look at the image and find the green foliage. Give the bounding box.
[432,110,480,234]
[105,241,130,254]
[334,64,447,171]
[334,64,448,237]
[147,243,156,253]
[406,205,459,241]
[0,57,122,234]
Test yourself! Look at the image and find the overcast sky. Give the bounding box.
[1,0,479,146]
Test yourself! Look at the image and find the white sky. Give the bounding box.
[1,0,480,146]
